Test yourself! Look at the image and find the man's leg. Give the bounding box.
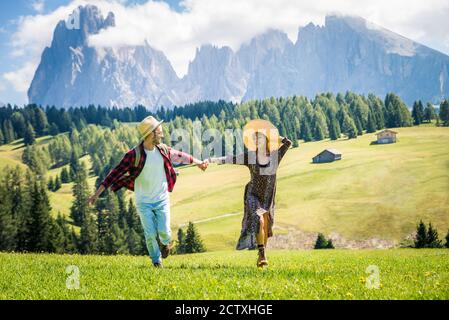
[154,198,172,252]
[136,202,162,264]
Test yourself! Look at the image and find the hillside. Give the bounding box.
[170,125,449,250]
[2,125,448,250]
[1,249,448,299]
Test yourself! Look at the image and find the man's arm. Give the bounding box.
[88,151,133,205]
[168,146,208,171]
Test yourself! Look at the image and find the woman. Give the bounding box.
[210,120,292,267]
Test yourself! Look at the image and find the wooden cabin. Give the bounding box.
[312,149,342,163]
[376,129,397,144]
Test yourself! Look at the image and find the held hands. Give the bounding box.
[196,159,209,171]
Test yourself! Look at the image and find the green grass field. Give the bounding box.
[1,249,448,299]
[171,126,449,250]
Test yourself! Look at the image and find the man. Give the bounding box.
[88,116,208,268]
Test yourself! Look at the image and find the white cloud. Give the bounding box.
[5,0,449,98]
[3,61,38,92]
[32,0,45,13]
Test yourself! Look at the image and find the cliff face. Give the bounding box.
[28,7,449,109]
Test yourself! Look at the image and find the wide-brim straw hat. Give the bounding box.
[137,116,164,142]
[243,119,281,152]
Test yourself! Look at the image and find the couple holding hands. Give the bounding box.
[88,116,292,268]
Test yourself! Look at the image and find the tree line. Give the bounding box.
[1,93,449,147]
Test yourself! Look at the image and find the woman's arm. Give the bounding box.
[209,153,249,166]
[278,136,292,160]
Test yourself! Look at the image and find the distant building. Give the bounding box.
[376,129,397,144]
[312,149,342,163]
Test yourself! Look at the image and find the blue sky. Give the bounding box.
[1,0,448,106]
[0,0,184,105]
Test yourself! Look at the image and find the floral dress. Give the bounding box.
[213,137,292,250]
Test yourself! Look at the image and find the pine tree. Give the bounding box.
[354,116,363,135]
[313,122,325,140]
[61,167,70,183]
[11,112,27,138]
[79,213,99,254]
[426,223,442,248]
[49,123,59,136]
[184,222,205,253]
[70,227,79,253]
[366,111,377,133]
[342,113,357,139]
[0,177,17,251]
[326,238,335,249]
[69,149,81,180]
[70,163,90,226]
[96,206,109,253]
[300,120,313,142]
[0,129,4,146]
[47,176,55,191]
[412,101,424,125]
[328,117,341,140]
[445,230,449,249]
[109,223,128,254]
[314,233,328,249]
[54,175,61,191]
[55,213,77,253]
[14,168,32,252]
[414,220,427,248]
[424,103,436,123]
[176,228,186,254]
[23,123,36,145]
[439,100,449,126]
[3,119,16,143]
[126,228,143,255]
[47,217,66,253]
[26,177,53,252]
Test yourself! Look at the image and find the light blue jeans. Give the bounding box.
[136,198,171,264]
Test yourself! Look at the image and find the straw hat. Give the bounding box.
[137,116,164,141]
[243,119,281,152]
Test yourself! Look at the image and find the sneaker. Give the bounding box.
[153,262,163,268]
[257,248,268,268]
[160,244,170,259]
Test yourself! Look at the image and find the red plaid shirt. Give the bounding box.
[100,142,194,193]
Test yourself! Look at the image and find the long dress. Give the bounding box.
[214,137,292,250]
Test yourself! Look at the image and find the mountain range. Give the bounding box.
[28,5,449,110]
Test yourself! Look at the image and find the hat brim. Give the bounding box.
[243,119,281,152]
[139,120,164,142]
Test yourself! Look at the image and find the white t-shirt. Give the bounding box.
[134,148,169,204]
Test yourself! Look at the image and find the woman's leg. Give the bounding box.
[256,214,265,245]
[256,212,268,267]
[263,213,270,246]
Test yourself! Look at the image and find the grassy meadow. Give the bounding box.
[1,125,448,249]
[1,249,448,300]
[1,125,449,300]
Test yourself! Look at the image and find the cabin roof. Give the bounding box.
[314,148,342,157]
[376,129,398,136]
